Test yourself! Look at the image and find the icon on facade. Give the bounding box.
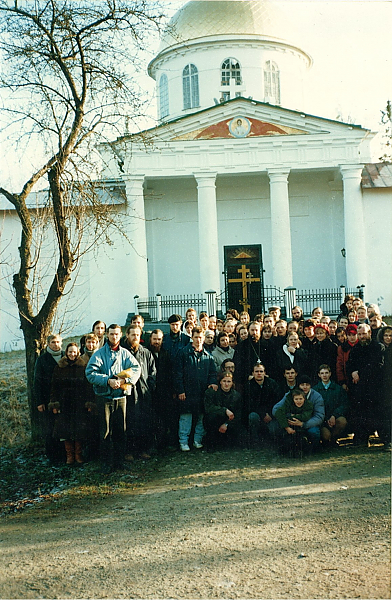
[229,116,251,138]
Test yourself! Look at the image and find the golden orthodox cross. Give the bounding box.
[228,264,260,313]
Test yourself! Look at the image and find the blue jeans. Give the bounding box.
[178,413,205,446]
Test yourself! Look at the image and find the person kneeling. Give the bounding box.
[204,372,242,451]
[274,388,313,458]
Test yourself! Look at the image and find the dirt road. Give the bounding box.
[0,445,390,599]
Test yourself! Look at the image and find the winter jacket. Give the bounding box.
[33,350,64,408]
[174,344,217,414]
[204,387,242,422]
[274,396,314,430]
[120,340,156,406]
[162,331,191,364]
[50,356,94,440]
[246,376,280,419]
[211,345,235,369]
[274,345,308,381]
[85,342,141,400]
[336,340,357,386]
[313,380,349,420]
[272,388,325,430]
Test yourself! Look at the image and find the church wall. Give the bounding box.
[362,188,392,315]
[288,171,346,291]
[145,178,201,295]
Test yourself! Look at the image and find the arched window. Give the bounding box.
[221,58,242,86]
[264,61,281,105]
[183,64,199,110]
[159,73,169,120]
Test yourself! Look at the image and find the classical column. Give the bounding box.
[268,168,293,289]
[194,172,221,296]
[123,175,149,299]
[340,165,366,288]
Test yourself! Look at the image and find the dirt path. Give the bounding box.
[0,446,390,600]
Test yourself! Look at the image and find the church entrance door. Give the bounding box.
[224,245,264,318]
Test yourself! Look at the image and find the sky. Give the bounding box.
[1,0,391,192]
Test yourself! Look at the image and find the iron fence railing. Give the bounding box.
[135,286,365,322]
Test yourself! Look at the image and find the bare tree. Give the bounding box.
[0,0,164,437]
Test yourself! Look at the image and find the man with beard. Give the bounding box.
[346,323,385,445]
[121,325,157,459]
[147,329,177,451]
[234,321,266,393]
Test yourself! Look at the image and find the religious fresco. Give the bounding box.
[172,117,308,141]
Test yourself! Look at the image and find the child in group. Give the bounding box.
[274,388,314,457]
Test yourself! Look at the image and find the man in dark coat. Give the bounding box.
[33,334,65,464]
[234,321,266,392]
[174,327,217,451]
[162,313,191,367]
[147,328,177,450]
[246,363,279,447]
[346,323,385,445]
[120,325,156,458]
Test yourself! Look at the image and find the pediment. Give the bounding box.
[147,98,369,143]
[172,115,308,141]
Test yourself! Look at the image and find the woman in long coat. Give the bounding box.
[49,342,94,464]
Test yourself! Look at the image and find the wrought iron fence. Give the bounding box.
[136,286,365,322]
[137,294,207,322]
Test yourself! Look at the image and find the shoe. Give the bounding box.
[193,441,203,449]
[180,444,190,452]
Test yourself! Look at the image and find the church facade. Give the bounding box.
[1,0,391,350]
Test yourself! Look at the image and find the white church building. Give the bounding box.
[1,0,391,349]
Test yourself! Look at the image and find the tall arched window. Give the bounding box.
[183,64,199,110]
[264,61,281,105]
[221,58,242,86]
[159,73,169,120]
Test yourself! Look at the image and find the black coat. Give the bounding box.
[174,344,217,414]
[50,356,94,440]
[33,350,64,408]
[246,376,280,420]
[346,339,385,415]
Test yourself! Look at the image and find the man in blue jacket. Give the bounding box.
[174,326,217,451]
[85,324,141,473]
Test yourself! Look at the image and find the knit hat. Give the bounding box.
[297,374,312,385]
[314,323,330,335]
[168,314,182,324]
[346,324,358,335]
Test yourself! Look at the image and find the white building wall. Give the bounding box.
[363,188,392,315]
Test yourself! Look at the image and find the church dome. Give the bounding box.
[158,0,304,54]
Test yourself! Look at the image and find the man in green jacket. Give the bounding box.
[313,363,348,446]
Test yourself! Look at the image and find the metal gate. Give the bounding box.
[224,245,264,318]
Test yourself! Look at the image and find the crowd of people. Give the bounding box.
[33,294,391,474]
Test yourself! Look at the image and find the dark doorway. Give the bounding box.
[224,245,264,318]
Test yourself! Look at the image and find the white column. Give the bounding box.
[194,172,221,296]
[340,165,366,288]
[123,175,149,298]
[268,168,293,289]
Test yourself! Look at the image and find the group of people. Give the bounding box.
[33,294,391,473]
